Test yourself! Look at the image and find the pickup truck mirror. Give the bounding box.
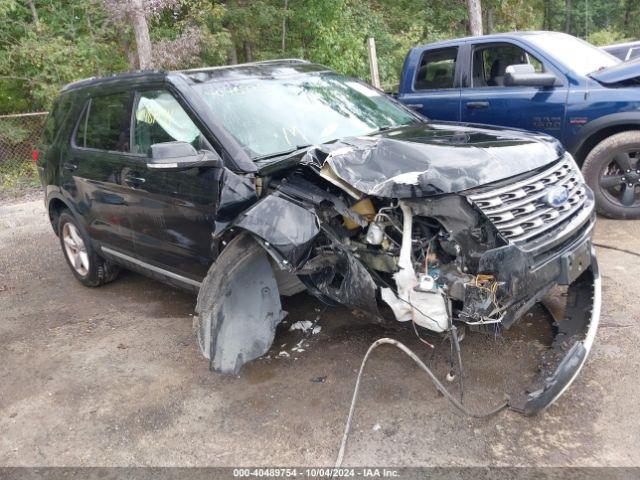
[147,141,223,171]
[503,64,557,87]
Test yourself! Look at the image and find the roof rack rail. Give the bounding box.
[61,69,167,92]
[179,58,309,73]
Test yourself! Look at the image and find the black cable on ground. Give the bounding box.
[335,338,510,468]
[593,242,640,258]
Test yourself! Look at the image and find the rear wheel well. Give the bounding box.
[48,198,69,235]
[574,124,640,165]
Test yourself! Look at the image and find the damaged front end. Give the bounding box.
[197,131,600,415]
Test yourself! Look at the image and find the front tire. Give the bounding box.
[582,131,640,219]
[58,211,119,287]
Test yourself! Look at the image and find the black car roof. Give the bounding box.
[180,59,329,84]
[61,59,327,93]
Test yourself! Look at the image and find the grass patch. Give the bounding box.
[0,158,42,200]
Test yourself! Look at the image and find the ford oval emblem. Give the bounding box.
[545,186,570,208]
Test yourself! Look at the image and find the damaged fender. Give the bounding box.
[234,195,321,268]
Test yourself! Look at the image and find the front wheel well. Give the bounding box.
[574,124,640,165]
[48,198,70,235]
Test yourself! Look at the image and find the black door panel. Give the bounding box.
[62,149,141,253]
[127,165,222,280]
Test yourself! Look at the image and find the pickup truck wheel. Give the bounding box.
[58,211,120,287]
[582,131,640,219]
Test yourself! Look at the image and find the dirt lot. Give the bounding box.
[1,198,639,467]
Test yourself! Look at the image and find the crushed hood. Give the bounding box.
[301,123,564,198]
[589,58,640,86]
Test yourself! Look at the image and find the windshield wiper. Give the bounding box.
[254,144,313,161]
[371,123,414,135]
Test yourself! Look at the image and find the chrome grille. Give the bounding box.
[467,157,587,243]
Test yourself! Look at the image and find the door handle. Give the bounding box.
[123,174,146,187]
[466,101,490,109]
[407,103,424,110]
[62,163,78,172]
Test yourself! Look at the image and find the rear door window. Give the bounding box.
[75,92,134,152]
[414,48,458,90]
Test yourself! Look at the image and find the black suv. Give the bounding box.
[37,60,600,415]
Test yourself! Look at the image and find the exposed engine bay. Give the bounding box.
[196,132,601,416]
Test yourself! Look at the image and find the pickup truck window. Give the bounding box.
[628,47,640,61]
[414,47,457,90]
[472,43,543,87]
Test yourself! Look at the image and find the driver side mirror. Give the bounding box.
[146,141,223,171]
[503,64,557,87]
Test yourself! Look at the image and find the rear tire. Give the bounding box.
[582,131,640,219]
[58,211,120,287]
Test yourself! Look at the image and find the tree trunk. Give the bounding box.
[564,0,572,33]
[130,0,153,69]
[486,6,494,33]
[466,0,483,36]
[228,42,238,65]
[244,41,253,62]
[116,24,138,70]
[624,0,632,28]
[27,0,39,24]
[281,0,288,53]
[542,0,550,29]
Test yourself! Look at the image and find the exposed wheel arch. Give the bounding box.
[195,233,286,374]
[48,197,71,236]
[571,122,640,166]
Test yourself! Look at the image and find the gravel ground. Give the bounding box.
[0,199,639,467]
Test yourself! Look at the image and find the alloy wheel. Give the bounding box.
[62,222,90,276]
[599,150,640,208]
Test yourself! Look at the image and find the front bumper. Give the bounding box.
[509,251,600,415]
[474,199,600,415]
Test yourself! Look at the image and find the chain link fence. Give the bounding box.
[0,112,48,199]
[0,112,49,165]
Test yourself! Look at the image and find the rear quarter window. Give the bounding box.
[41,94,72,147]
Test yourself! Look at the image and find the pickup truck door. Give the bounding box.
[460,40,568,140]
[398,46,461,121]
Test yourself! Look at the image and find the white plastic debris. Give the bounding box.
[292,339,306,353]
[289,320,321,334]
[278,351,290,358]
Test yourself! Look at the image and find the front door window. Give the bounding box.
[472,43,544,88]
[133,90,201,154]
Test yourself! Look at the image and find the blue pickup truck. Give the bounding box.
[398,31,640,219]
